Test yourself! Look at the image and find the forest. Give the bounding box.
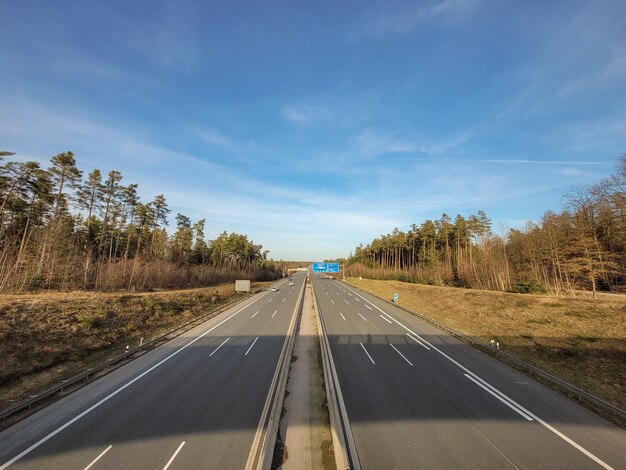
[347,156,626,295]
[0,151,280,292]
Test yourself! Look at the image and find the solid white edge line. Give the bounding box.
[83,445,113,470]
[357,313,367,322]
[359,343,375,364]
[209,337,230,356]
[0,290,271,470]
[464,374,533,421]
[339,312,346,321]
[245,337,260,356]
[341,282,615,470]
[406,333,431,350]
[390,344,413,366]
[162,441,186,470]
[379,315,392,324]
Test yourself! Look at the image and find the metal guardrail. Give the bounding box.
[340,280,626,422]
[245,276,306,470]
[313,277,361,470]
[0,283,276,423]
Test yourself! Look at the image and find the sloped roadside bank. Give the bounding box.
[346,278,626,417]
[0,283,269,413]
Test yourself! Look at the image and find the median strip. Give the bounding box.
[312,278,362,470]
[245,276,306,470]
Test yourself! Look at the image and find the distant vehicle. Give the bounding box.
[271,287,278,292]
[289,281,295,286]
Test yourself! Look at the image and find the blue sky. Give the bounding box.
[1,0,625,260]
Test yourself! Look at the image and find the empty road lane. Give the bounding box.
[0,273,306,470]
[312,275,626,469]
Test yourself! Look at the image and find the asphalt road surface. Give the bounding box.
[0,273,306,470]
[312,274,626,470]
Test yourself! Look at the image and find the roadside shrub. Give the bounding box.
[158,301,184,316]
[139,296,157,311]
[80,313,106,329]
[27,275,44,290]
[510,280,547,294]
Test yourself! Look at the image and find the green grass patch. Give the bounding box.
[79,313,107,329]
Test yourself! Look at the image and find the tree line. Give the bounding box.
[347,156,626,295]
[0,151,279,291]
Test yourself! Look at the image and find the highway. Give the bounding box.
[0,273,306,470]
[312,274,626,469]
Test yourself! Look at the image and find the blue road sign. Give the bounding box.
[313,262,340,273]
[393,293,399,302]
[313,262,327,272]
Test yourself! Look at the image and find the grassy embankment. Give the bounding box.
[347,278,626,412]
[0,282,268,411]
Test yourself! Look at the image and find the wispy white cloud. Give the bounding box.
[279,94,377,129]
[281,104,334,126]
[538,117,626,155]
[355,129,416,157]
[559,167,586,177]
[293,126,478,175]
[194,127,240,153]
[417,129,476,156]
[496,1,626,123]
[557,51,626,100]
[358,0,481,38]
[117,0,200,68]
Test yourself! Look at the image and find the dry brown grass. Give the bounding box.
[0,282,269,410]
[347,278,626,411]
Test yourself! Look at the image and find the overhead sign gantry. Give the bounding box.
[312,262,339,273]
